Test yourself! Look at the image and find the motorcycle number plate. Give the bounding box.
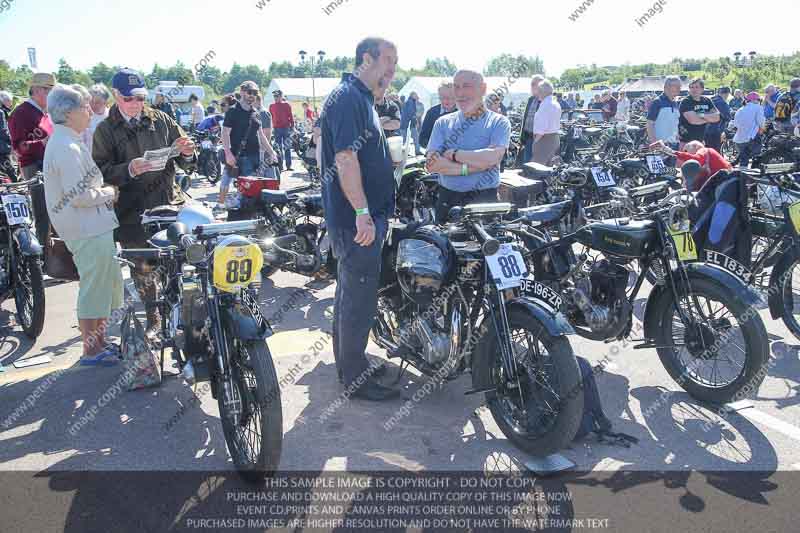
[787,201,800,235]
[646,155,667,174]
[668,227,698,262]
[201,140,213,150]
[591,167,616,187]
[2,194,31,225]
[572,127,582,139]
[705,250,751,284]
[486,244,528,290]
[520,278,563,313]
[213,242,264,293]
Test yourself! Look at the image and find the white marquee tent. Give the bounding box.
[266,78,342,102]
[397,76,537,111]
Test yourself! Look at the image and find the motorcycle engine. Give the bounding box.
[566,259,631,337]
[397,312,453,367]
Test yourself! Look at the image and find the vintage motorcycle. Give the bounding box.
[516,189,770,404]
[371,202,584,456]
[119,213,283,482]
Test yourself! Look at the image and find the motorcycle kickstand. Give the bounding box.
[391,360,409,386]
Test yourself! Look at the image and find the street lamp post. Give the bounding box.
[299,50,326,115]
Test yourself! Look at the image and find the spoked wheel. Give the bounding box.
[14,257,45,339]
[655,278,768,404]
[217,332,283,483]
[474,309,583,456]
[778,252,800,342]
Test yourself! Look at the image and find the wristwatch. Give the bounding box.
[451,149,459,163]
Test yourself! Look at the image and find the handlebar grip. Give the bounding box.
[471,221,500,256]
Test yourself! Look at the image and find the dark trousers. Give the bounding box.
[705,132,723,153]
[329,217,387,387]
[737,140,758,168]
[435,187,499,223]
[23,163,49,254]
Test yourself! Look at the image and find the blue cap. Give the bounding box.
[112,68,148,97]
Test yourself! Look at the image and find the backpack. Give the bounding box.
[774,92,798,122]
[573,357,639,447]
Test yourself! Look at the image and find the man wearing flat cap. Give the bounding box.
[92,68,196,330]
[9,72,57,246]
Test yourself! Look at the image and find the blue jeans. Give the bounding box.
[273,127,293,169]
[329,217,388,387]
[523,137,534,164]
[220,153,259,189]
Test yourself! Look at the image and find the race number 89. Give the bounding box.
[225,258,253,283]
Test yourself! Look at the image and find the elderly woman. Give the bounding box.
[531,80,562,166]
[44,84,123,365]
[80,84,110,153]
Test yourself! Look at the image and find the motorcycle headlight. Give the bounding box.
[186,243,207,264]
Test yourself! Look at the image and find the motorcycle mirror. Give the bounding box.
[167,222,189,245]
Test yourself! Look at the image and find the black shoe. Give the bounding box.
[351,378,400,401]
[368,363,387,378]
[285,167,294,172]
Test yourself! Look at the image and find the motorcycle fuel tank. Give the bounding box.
[575,218,658,258]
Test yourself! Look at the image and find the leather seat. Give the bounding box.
[143,205,181,218]
[518,200,572,225]
[261,190,291,205]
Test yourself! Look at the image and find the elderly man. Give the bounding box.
[729,89,745,111]
[531,80,562,166]
[0,90,15,180]
[321,37,400,400]
[520,75,544,163]
[92,68,196,330]
[646,76,682,148]
[80,84,110,153]
[764,84,781,120]
[419,82,456,149]
[426,70,511,222]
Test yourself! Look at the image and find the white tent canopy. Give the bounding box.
[398,76,537,111]
[266,78,341,102]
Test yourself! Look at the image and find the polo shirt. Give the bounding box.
[427,109,511,193]
[320,74,394,231]
[269,101,294,129]
[8,100,53,168]
[646,93,679,145]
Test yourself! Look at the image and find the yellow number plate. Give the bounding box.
[668,227,698,262]
[788,201,800,234]
[213,241,264,293]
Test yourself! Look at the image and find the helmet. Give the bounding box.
[177,203,215,232]
[396,226,455,307]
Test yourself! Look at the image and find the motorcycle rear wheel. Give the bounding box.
[473,308,583,456]
[217,332,283,483]
[15,257,45,339]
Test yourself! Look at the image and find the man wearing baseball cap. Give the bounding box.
[92,68,196,330]
[8,72,57,249]
[733,92,766,168]
[269,89,294,171]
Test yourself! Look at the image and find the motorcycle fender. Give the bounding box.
[643,262,763,341]
[767,246,800,319]
[13,227,43,256]
[219,305,272,341]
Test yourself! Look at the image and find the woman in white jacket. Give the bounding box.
[43,84,123,366]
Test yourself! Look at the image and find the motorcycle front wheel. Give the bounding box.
[654,277,769,404]
[473,308,583,457]
[217,331,283,483]
[14,256,45,339]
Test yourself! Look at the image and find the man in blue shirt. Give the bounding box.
[646,76,682,149]
[764,85,781,120]
[705,87,732,152]
[426,70,511,222]
[320,37,399,401]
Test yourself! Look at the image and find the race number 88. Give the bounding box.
[498,255,522,278]
[225,258,253,283]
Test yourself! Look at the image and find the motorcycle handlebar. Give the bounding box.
[469,220,500,256]
[193,218,266,239]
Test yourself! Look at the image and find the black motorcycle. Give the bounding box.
[372,202,584,456]
[517,189,770,404]
[119,217,283,483]
[0,178,45,338]
[195,130,222,184]
[290,130,319,181]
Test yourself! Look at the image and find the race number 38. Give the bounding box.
[213,239,264,293]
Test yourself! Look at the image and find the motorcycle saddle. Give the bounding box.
[261,190,291,205]
[143,205,182,218]
[619,158,645,168]
[518,200,572,225]
[148,229,172,249]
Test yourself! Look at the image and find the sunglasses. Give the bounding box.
[122,95,146,103]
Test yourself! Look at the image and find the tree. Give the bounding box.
[484,54,544,77]
[223,63,269,93]
[423,57,457,76]
[88,63,119,86]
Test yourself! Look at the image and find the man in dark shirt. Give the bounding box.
[219,81,265,204]
[419,82,456,148]
[601,91,618,122]
[375,94,401,137]
[153,93,176,120]
[679,78,720,147]
[320,36,399,401]
[705,87,732,152]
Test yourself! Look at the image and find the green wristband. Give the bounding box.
[461,163,469,176]
[355,207,370,216]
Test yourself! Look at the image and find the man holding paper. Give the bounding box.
[92,68,196,330]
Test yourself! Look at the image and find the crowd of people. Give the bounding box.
[0,37,798,396]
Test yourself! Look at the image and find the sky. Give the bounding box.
[0,0,798,78]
